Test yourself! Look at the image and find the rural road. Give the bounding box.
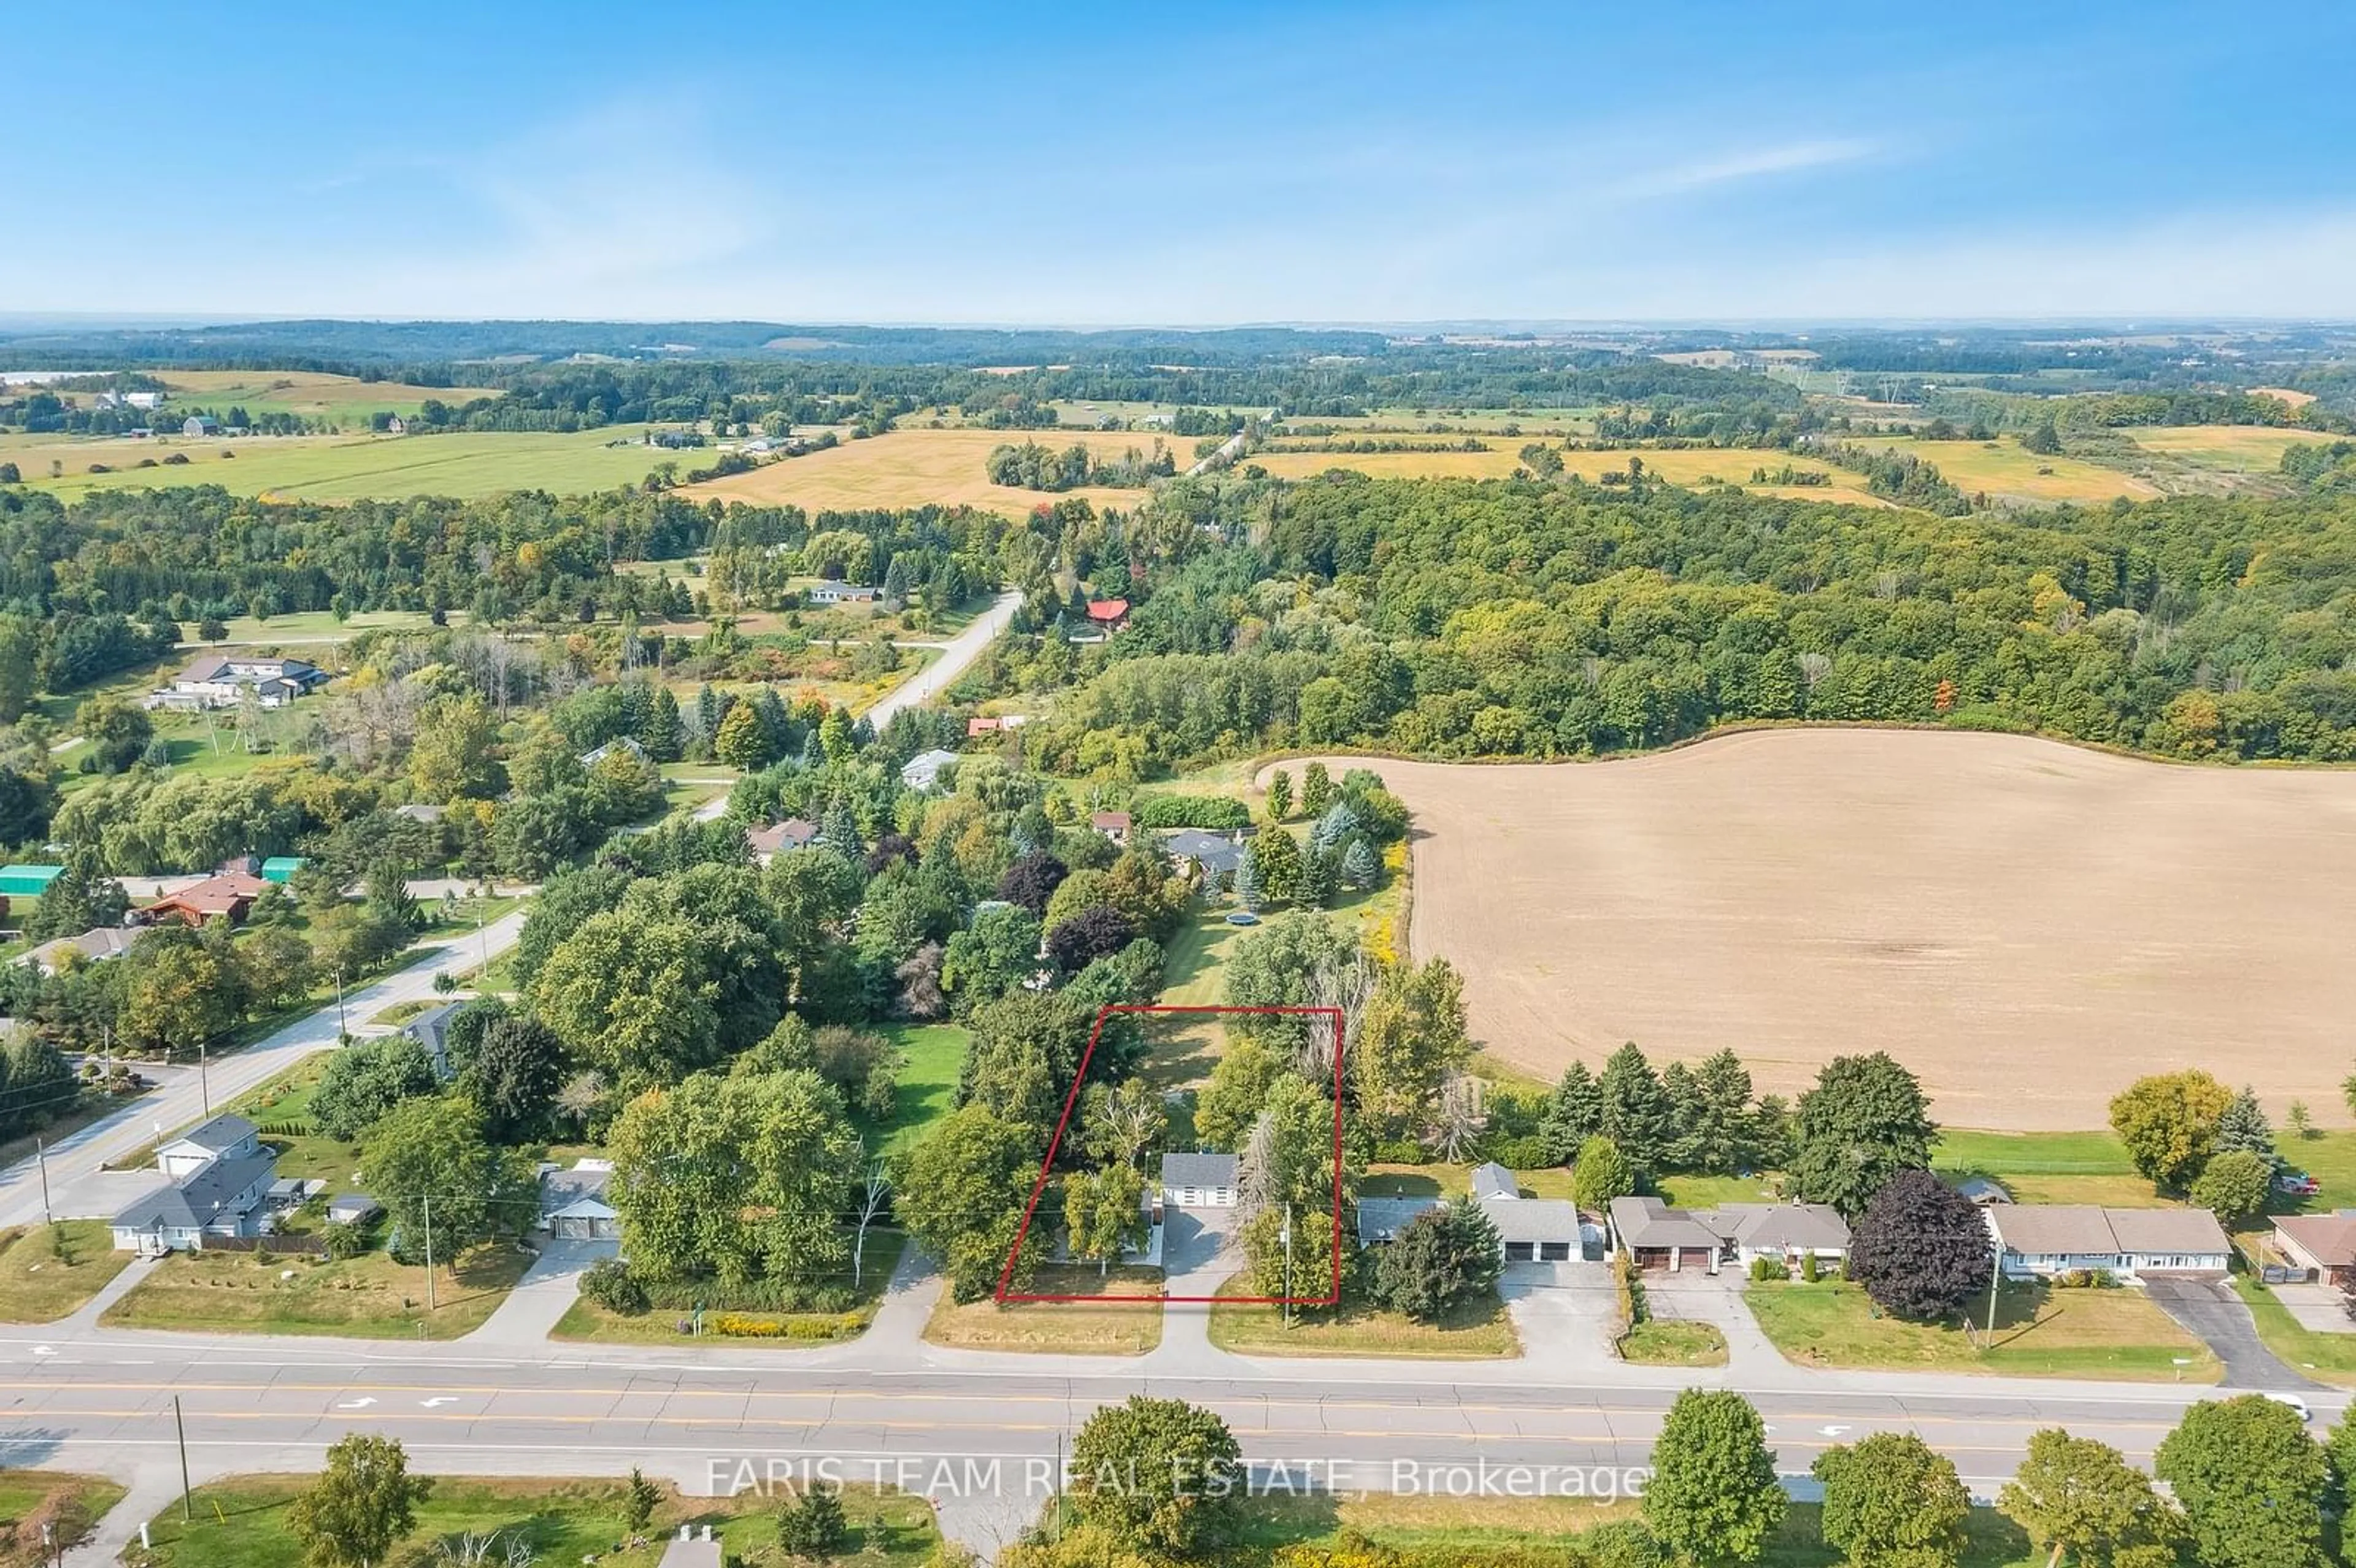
[860,588,1021,731]
[0,910,529,1231]
[4,1319,2326,1557]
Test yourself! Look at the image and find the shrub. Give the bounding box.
[324,1222,369,1261]
[1480,1134,1553,1170]
[581,1257,650,1315]
[1799,1252,1820,1283]
[1130,793,1250,830]
[1749,1256,1787,1283]
[777,1487,849,1556]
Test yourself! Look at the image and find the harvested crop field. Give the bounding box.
[1249,445,1887,507]
[1309,731,2356,1129]
[680,426,1164,516]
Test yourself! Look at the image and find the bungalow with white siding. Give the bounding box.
[1985,1204,2231,1281]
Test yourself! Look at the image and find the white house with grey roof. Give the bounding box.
[156,1113,261,1179]
[1160,1152,1238,1208]
[113,1113,277,1255]
[540,1158,620,1240]
[899,748,961,793]
[1985,1204,2230,1281]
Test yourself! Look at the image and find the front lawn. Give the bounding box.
[552,1232,906,1347]
[101,1241,533,1339]
[131,1474,937,1568]
[0,1220,133,1323]
[1746,1278,2217,1381]
[1209,1278,1519,1359]
[924,1265,1163,1355]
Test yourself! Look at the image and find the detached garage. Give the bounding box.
[539,1159,621,1241]
[1160,1153,1240,1209]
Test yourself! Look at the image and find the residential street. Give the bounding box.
[0,910,529,1231]
[860,590,1022,731]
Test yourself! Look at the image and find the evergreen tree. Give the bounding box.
[1266,769,1293,821]
[1598,1041,1673,1172]
[821,800,866,864]
[2215,1086,2277,1166]
[1541,1061,1603,1165]
[642,686,684,763]
[1340,838,1380,890]
[1300,761,1333,817]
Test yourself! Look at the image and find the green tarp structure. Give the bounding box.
[0,864,64,899]
[260,857,303,884]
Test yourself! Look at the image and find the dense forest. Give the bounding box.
[987,473,2356,771]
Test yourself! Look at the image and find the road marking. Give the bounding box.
[1818,1424,1851,1437]
[420,1397,460,1408]
[336,1397,377,1410]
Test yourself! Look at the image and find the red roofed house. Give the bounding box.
[1084,598,1130,630]
[145,871,271,928]
[1090,810,1131,847]
[966,716,1001,738]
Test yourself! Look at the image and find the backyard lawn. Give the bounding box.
[0,1220,133,1323]
[101,1242,533,1339]
[2234,1276,2356,1386]
[925,1265,1163,1355]
[862,1024,968,1153]
[1745,1278,2217,1381]
[131,1474,937,1568]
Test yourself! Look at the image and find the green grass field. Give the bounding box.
[6,426,688,502]
[131,1474,937,1568]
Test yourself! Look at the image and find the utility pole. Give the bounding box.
[173,1394,193,1521]
[1985,1242,2004,1337]
[423,1194,436,1314]
[197,1042,210,1116]
[1281,1204,1294,1328]
[35,1139,51,1224]
[334,966,347,1037]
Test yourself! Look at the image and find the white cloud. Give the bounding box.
[1605,138,1880,200]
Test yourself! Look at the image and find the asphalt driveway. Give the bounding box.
[2142,1275,2320,1389]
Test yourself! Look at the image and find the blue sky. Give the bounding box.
[10,1,2356,323]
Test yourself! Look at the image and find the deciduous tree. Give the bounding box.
[1643,1388,1786,1567]
[1069,1397,1244,1555]
[1813,1432,1970,1568]
[1846,1170,1989,1321]
[2153,1396,2328,1568]
[288,1434,424,1568]
[2109,1070,2232,1192]
[1998,1428,2181,1568]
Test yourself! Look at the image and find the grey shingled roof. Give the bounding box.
[1468,1163,1519,1202]
[1160,1153,1239,1189]
[1357,1196,1443,1244]
[113,1153,277,1232]
[1611,1195,1723,1251]
[1484,1196,1583,1245]
[167,1113,256,1154]
[1708,1203,1851,1252]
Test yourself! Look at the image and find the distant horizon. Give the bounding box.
[8,1,2355,321]
[6,312,2355,337]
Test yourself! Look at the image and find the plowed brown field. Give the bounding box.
[1296,731,2356,1129]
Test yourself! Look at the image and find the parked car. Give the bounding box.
[2276,1170,2322,1197]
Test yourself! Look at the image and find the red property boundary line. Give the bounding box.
[996,1004,1345,1306]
